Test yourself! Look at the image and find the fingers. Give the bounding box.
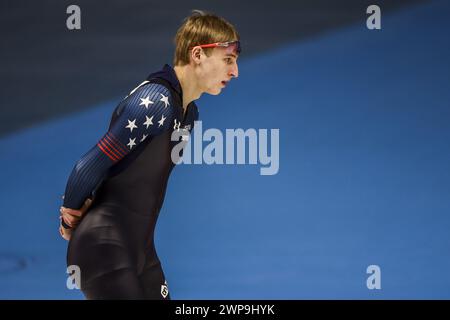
[59,224,71,241]
[59,198,93,230]
[60,198,93,217]
[60,206,83,217]
[60,210,81,228]
[81,198,93,212]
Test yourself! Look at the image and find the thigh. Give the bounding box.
[82,267,145,299]
[67,207,142,299]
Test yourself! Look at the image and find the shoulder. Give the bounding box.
[120,82,176,121]
[126,82,173,108]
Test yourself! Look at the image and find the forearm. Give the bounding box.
[62,146,112,209]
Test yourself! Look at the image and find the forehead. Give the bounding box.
[212,46,239,59]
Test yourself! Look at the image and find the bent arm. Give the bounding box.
[62,82,175,210]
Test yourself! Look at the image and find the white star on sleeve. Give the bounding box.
[160,94,170,108]
[139,96,154,109]
[158,114,167,127]
[140,134,148,142]
[127,137,137,149]
[125,119,138,132]
[143,115,154,129]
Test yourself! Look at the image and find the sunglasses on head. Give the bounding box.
[190,40,241,55]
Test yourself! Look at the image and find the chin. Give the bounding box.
[206,87,222,96]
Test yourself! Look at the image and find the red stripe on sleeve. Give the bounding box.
[104,134,127,158]
[97,142,119,162]
[106,132,129,155]
[102,138,125,160]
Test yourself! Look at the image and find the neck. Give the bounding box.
[174,64,202,111]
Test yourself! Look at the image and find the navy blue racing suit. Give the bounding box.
[63,64,198,299]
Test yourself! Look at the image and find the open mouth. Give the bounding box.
[221,80,228,86]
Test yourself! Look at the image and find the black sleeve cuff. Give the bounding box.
[61,219,72,230]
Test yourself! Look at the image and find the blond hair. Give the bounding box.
[173,10,240,66]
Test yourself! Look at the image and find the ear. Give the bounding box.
[190,46,203,65]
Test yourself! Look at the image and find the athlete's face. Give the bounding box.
[197,46,239,95]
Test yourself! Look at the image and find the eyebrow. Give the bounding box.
[225,53,238,59]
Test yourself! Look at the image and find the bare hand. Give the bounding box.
[59,198,93,241]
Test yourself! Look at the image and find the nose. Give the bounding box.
[229,62,239,79]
